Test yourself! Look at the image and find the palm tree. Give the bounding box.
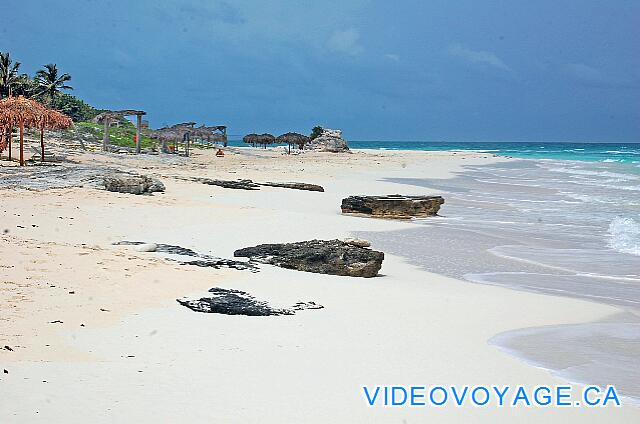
[12,74,38,98]
[0,52,22,98]
[35,63,73,102]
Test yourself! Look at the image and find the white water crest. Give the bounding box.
[610,216,640,256]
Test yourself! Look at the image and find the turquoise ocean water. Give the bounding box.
[228,140,640,167]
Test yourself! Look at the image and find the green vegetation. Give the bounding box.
[49,94,101,122]
[1,51,88,121]
[0,52,22,98]
[74,121,157,150]
[310,125,323,140]
[34,64,73,102]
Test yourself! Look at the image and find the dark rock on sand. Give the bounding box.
[114,241,257,271]
[198,178,260,190]
[177,288,293,316]
[234,239,384,278]
[177,288,324,316]
[194,177,324,192]
[179,258,255,271]
[291,301,324,311]
[341,195,444,218]
[261,182,324,192]
[103,174,165,195]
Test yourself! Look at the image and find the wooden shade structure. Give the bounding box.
[0,96,72,165]
[93,110,146,153]
[0,96,46,166]
[242,133,275,149]
[242,133,259,147]
[276,132,310,153]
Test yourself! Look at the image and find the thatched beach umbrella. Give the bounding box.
[276,132,310,153]
[0,96,47,166]
[150,123,195,154]
[256,133,275,149]
[243,133,259,147]
[38,109,72,162]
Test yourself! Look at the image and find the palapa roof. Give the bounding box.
[0,96,48,127]
[150,122,227,141]
[93,110,146,124]
[243,133,275,144]
[0,96,72,130]
[41,108,73,130]
[276,132,309,144]
[242,133,259,143]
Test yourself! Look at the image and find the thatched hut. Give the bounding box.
[276,132,310,153]
[0,96,47,166]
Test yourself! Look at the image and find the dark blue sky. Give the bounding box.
[3,0,639,141]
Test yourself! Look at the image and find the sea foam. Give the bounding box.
[609,216,640,256]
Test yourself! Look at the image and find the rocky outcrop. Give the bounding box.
[341,195,444,218]
[177,288,324,316]
[234,239,384,278]
[198,178,260,190]
[261,182,324,192]
[192,177,324,192]
[103,174,165,195]
[307,128,350,153]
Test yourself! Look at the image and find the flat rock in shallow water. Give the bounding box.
[234,239,384,278]
[177,288,324,316]
[341,194,444,218]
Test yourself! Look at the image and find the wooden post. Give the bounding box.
[136,114,142,154]
[19,120,24,166]
[40,127,45,162]
[8,127,12,160]
[102,118,110,151]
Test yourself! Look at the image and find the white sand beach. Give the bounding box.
[1,146,638,423]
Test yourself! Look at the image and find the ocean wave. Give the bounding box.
[609,216,640,256]
[547,166,639,181]
[560,192,609,203]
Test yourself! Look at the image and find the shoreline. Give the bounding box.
[1,146,639,422]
